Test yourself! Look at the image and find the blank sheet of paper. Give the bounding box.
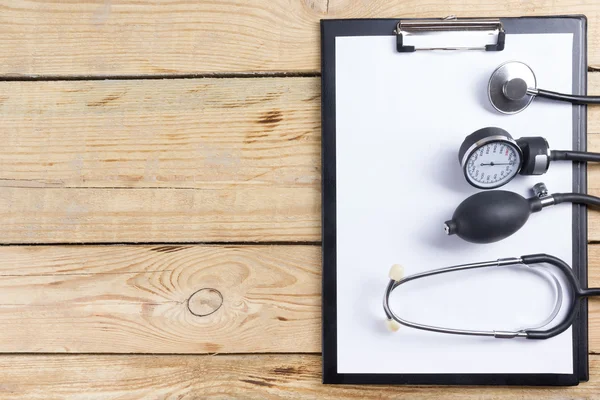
[335,33,574,374]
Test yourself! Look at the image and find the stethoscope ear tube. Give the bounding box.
[384,253,600,340]
[521,254,580,340]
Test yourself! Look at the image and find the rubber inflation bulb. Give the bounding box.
[386,319,401,332]
[388,264,405,281]
[444,191,534,244]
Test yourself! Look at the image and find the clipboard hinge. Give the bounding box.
[394,16,505,52]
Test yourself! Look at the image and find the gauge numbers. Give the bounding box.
[465,141,521,189]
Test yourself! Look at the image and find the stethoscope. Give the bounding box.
[383,61,600,339]
[383,254,600,339]
[488,61,600,114]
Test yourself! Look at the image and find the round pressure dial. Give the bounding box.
[459,127,523,189]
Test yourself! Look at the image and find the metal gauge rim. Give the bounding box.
[488,61,537,115]
[461,135,523,189]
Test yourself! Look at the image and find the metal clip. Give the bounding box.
[394,16,505,52]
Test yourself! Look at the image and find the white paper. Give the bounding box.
[335,33,575,374]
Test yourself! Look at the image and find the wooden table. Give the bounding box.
[1,1,600,398]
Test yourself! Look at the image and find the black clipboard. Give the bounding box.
[321,16,588,386]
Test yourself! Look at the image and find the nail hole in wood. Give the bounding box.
[187,288,223,317]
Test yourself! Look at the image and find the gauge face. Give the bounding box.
[464,141,521,189]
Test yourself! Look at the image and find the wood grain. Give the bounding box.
[0,354,599,399]
[0,77,320,243]
[0,185,319,243]
[0,245,321,353]
[3,76,600,242]
[1,1,600,76]
[1,244,600,354]
[0,78,320,189]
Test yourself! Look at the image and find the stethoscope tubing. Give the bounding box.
[535,88,600,105]
[383,253,599,340]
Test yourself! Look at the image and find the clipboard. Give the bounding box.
[321,16,588,385]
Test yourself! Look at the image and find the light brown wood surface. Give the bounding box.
[0,245,321,353]
[1,0,600,76]
[2,1,600,397]
[1,354,600,400]
[0,77,320,243]
[0,78,320,189]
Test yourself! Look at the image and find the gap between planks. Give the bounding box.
[0,72,322,82]
[1,67,598,82]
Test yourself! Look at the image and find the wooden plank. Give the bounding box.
[3,76,600,243]
[1,1,600,76]
[0,186,319,243]
[0,245,321,353]
[0,77,320,243]
[0,244,599,354]
[0,354,599,399]
[0,78,320,189]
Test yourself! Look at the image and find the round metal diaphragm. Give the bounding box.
[488,61,537,114]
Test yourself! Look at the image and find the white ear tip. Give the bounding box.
[386,319,401,332]
[388,264,404,281]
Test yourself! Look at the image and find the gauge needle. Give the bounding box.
[480,162,511,166]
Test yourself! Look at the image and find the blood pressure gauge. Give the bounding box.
[459,127,526,189]
[458,127,600,189]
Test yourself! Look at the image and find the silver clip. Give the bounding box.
[394,16,505,52]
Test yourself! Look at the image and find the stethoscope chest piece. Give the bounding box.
[488,61,537,114]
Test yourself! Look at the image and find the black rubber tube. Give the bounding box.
[537,88,600,104]
[550,150,600,162]
[581,288,600,297]
[521,254,580,340]
[552,193,600,207]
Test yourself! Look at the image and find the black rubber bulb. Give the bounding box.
[444,191,543,244]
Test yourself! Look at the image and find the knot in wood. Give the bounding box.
[187,288,223,317]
